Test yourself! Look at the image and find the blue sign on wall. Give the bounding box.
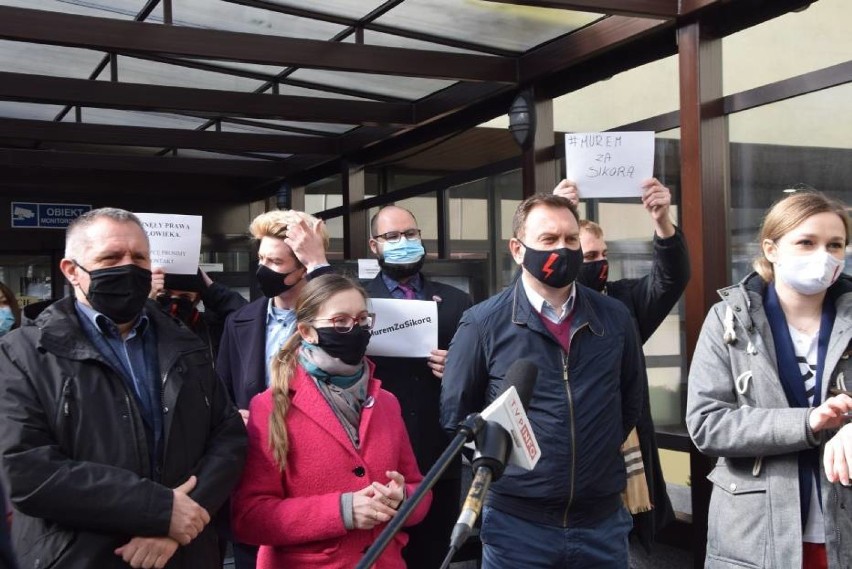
[11,203,92,229]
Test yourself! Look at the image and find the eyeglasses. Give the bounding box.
[312,312,375,333]
[372,229,422,244]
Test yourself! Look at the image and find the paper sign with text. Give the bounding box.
[135,213,202,275]
[564,131,654,198]
[358,258,381,280]
[367,298,438,358]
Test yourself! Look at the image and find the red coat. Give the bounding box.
[232,360,432,569]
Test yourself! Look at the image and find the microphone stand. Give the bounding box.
[355,413,484,569]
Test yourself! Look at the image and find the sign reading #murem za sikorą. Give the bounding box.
[11,202,92,229]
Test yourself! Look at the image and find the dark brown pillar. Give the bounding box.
[521,96,557,198]
[342,162,368,259]
[678,21,729,569]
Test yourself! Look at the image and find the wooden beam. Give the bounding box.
[0,6,518,83]
[0,72,412,126]
[484,0,677,19]
[0,148,290,177]
[342,162,369,259]
[520,94,556,197]
[0,117,337,154]
[519,15,668,84]
[678,21,727,569]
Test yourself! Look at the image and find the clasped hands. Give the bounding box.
[352,470,406,530]
[114,475,210,569]
[809,393,852,486]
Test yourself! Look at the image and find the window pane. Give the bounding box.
[729,83,852,283]
[722,0,852,95]
[375,1,602,53]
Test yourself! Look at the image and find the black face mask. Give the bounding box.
[378,255,425,282]
[577,259,609,292]
[256,264,300,298]
[75,262,152,324]
[520,243,583,289]
[315,326,372,365]
[157,295,199,326]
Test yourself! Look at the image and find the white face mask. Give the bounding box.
[774,249,846,295]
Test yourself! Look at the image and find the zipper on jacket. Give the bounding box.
[124,393,146,475]
[562,349,576,527]
[61,377,73,418]
[158,347,209,469]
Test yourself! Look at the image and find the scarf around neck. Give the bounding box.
[764,282,835,527]
[298,341,369,447]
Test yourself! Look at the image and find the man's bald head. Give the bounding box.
[370,206,418,238]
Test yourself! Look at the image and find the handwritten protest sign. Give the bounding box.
[564,131,654,198]
[135,213,202,275]
[367,298,438,358]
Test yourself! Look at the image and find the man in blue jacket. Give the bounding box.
[441,193,645,568]
[556,178,691,551]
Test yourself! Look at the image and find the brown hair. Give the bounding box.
[0,281,21,330]
[268,273,369,470]
[579,219,604,239]
[754,190,850,282]
[512,194,579,240]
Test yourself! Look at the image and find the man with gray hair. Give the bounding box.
[0,207,246,569]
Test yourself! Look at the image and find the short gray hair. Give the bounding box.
[65,208,148,260]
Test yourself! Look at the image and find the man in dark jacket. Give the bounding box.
[365,205,473,569]
[151,269,248,360]
[555,177,690,549]
[441,194,645,568]
[0,208,246,569]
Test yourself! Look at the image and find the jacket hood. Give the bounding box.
[717,272,852,346]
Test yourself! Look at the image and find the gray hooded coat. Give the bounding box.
[687,272,852,569]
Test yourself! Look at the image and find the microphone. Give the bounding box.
[446,360,539,561]
[463,359,541,470]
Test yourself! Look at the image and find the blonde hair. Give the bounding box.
[268,274,369,470]
[754,190,850,282]
[249,210,330,250]
[579,219,604,239]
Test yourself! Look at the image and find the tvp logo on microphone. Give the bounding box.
[468,386,541,471]
[509,395,538,461]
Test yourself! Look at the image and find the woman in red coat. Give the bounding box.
[232,274,431,569]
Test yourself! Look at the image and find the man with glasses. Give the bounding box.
[364,205,473,569]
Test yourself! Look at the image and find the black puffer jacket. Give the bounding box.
[0,297,247,569]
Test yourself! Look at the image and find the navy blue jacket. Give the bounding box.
[217,267,334,410]
[441,278,645,526]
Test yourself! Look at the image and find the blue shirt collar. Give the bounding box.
[266,298,294,324]
[520,274,575,324]
[75,300,149,338]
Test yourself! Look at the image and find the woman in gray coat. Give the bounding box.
[687,190,851,569]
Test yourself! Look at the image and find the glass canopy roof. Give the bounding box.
[0,0,608,163]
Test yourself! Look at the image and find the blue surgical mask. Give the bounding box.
[0,307,15,336]
[381,238,425,265]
